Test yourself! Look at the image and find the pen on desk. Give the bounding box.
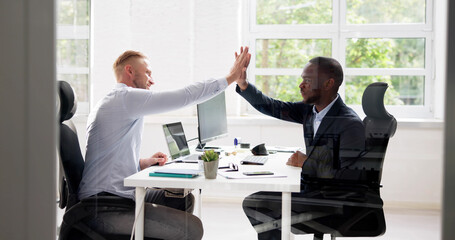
[272,146,304,153]
[275,150,295,153]
[275,149,301,153]
[164,160,199,165]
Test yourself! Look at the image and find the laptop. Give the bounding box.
[162,122,201,163]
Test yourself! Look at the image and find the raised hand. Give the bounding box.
[235,47,251,90]
[226,46,251,85]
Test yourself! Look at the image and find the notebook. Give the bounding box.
[162,122,201,163]
[150,168,201,178]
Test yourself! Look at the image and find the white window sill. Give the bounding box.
[71,114,444,129]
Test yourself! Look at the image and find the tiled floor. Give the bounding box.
[200,199,441,240]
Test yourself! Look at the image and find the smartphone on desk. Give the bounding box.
[243,171,274,176]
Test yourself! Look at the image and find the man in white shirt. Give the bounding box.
[78,48,250,239]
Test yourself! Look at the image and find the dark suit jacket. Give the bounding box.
[236,84,365,180]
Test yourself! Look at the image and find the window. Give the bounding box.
[247,0,433,118]
[57,0,91,114]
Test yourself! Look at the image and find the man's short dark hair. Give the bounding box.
[309,56,343,87]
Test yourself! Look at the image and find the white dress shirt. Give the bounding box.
[312,95,339,137]
[78,78,228,200]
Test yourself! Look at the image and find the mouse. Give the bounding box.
[251,143,269,156]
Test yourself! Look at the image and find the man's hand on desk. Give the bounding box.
[286,151,307,168]
[140,152,168,170]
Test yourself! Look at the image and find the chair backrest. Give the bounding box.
[360,82,397,185]
[58,81,85,209]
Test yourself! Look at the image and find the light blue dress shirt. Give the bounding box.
[78,78,228,200]
[312,94,339,137]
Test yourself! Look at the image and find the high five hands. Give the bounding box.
[226,46,251,86]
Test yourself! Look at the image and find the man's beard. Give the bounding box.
[302,90,321,105]
[132,76,145,89]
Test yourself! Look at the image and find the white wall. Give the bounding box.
[92,0,242,116]
[91,0,132,104]
[84,0,445,209]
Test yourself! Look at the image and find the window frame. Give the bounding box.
[246,0,434,119]
[57,0,91,115]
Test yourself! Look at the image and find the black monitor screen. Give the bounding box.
[197,92,228,144]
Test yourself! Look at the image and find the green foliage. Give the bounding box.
[344,37,425,105]
[256,75,302,102]
[57,0,90,105]
[201,150,219,162]
[346,39,393,68]
[57,39,89,68]
[256,39,331,68]
[346,38,425,68]
[256,0,332,25]
[346,0,425,24]
[346,76,402,105]
[58,0,90,25]
[254,1,426,106]
[345,75,424,105]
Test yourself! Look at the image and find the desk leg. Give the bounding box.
[281,192,291,240]
[135,187,146,240]
[196,189,202,218]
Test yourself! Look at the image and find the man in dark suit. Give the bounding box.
[236,57,365,239]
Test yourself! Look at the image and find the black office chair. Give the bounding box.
[295,82,397,240]
[57,81,162,240]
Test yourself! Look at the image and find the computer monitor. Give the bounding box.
[197,92,228,148]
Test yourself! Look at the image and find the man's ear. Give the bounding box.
[324,78,335,90]
[124,64,134,78]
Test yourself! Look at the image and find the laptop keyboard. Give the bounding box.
[240,155,268,165]
[183,153,201,161]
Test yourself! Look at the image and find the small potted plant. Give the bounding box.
[201,150,219,179]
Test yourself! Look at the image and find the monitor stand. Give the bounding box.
[195,143,221,152]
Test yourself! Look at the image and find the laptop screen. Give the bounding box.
[162,122,191,160]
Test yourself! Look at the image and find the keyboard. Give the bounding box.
[168,154,201,164]
[182,153,201,161]
[240,155,268,165]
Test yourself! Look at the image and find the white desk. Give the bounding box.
[124,151,301,240]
